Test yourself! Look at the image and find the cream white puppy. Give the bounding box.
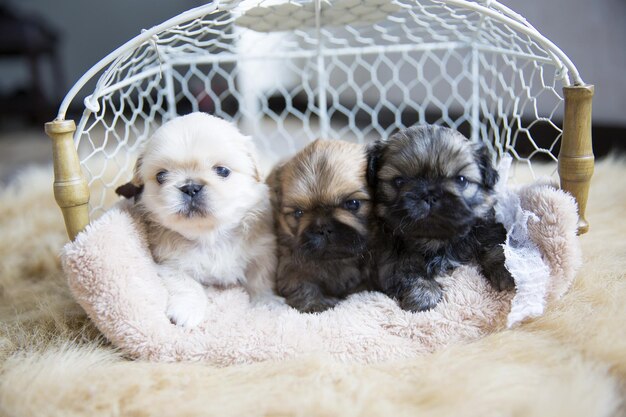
[116,112,283,327]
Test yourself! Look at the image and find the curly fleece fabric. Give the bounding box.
[60,181,580,364]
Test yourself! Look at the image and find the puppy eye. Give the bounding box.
[214,166,231,178]
[456,175,468,188]
[344,199,360,211]
[156,170,168,184]
[293,209,304,219]
[393,177,407,188]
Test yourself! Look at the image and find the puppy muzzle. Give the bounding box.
[403,188,442,221]
[177,181,207,217]
[303,219,335,249]
[297,219,367,260]
[178,182,204,198]
[399,198,475,239]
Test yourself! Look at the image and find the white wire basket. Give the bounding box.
[46,0,594,238]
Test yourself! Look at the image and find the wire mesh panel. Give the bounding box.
[59,0,583,217]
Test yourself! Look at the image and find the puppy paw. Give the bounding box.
[486,265,515,291]
[399,279,443,312]
[167,292,207,328]
[480,246,515,291]
[251,292,286,308]
[290,296,340,313]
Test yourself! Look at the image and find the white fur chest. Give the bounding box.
[156,229,250,287]
[187,236,247,286]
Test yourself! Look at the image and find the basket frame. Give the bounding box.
[44,0,594,239]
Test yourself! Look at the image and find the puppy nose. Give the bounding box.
[178,182,204,197]
[408,185,441,206]
[406,192,438,205]
[313,220,334,237]
[424,193,439,205]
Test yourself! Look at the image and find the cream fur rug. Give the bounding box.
[1,158,626,416]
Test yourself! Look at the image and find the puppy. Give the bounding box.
[367,125,514,312]
[116,112,282,327]
[267,139,373,313]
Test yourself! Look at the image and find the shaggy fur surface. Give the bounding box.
[1,158,625,416]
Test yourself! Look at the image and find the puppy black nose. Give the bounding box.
[407,185,441,206]
[312,220,334,238]
[406,192,438,205]
[178,182,204,197]
[425,194,438,205]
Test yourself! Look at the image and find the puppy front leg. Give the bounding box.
[243,228,284,306]
[277,275,339,313]
[159,267,207,328]
[378,258,442,312]
[479,245,515,291]
[475,220,514,291]
[396,276,443,312]
[244,254,285,306]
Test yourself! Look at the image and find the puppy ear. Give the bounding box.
[473,141,499,190]
[248,151,262,183]
[115,156,144,200]
[241,136,262,182]
[366,140,385,188]
[265,162,283,211]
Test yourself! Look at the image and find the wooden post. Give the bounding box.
[45,119,90,240]
[558,85,594,235]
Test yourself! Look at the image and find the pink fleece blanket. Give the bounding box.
[61,182,580,364]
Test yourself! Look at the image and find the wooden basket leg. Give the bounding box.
[558,85,594,235]
[44,119,90,240]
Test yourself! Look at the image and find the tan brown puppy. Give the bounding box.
[267,139,373,313]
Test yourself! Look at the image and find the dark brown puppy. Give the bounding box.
[267,139,373,313]
[367,125,514,312]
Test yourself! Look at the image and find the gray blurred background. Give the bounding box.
[0,0,624,180]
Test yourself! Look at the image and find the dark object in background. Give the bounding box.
[0,3,64,126]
